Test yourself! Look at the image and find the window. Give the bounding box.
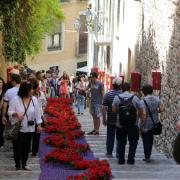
[77,61,87,69]
[123,1,125,24]
[106,46,111,70]
[117,0,120,30]
[78,15,88,54]
[47,23,63,51]
[119,62,122,73]
[60,0,70,2]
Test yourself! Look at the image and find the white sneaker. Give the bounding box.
[22,166,31,171]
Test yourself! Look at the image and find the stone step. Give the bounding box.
[109,163,179,171]
[0,170,40,180]
[0,156,40,164]
[0,164,40,171]
[102,158,176,165]
[112,179,175,180]
[111,170,180,179]
[88,148,158,154]
[93,153,167,159]
[89,144,146,149]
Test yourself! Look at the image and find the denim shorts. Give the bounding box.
[90,103,102,118]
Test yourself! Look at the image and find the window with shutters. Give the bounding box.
[78,15,88,54]
[47,23,63,51]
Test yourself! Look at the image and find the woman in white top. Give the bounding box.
[8,82,42,170]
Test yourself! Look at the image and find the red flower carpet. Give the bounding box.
[39,98,112,180]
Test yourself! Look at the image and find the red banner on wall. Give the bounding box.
[131,71,141,92]
[152,69,161,90]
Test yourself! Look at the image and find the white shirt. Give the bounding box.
[8,96,42,133]
[4,87,19,103]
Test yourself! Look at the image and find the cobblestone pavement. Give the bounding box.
[0,107,180,180]
[78,108,180,180]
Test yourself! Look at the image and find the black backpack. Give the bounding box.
[118,95,137,127]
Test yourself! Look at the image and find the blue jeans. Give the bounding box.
[106,124,119,156]
[77,93,85,114]
[50,87,56,97]
[142,131,154,159]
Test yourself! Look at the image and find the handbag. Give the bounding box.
[5,121,21,141]
[5,98,32,141]
[143,99,162,135]
[173,133,180,164]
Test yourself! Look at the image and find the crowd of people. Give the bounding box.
[86,72,179,165]
[0,68,89,170]
[88,73,164,164]
[0,68,179,171]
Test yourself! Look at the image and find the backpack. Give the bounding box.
[118,95,137,127]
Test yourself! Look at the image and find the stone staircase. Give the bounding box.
[78,109,180,180]
[0,107,179,180]
[0,141,40,180]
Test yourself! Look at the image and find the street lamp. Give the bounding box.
[74,5,93,32]
[84,7,93,25]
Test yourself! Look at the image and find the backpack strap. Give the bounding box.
[118,95,134,102]
[118,95,124,102]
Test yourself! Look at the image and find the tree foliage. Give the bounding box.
[0,0,64,63]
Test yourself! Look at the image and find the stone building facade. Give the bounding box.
[27,0,88,76]
[135,0,180,157]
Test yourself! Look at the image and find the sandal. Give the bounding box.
[93,131,99,135]
[87,129,96,135]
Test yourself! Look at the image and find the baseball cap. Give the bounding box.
[112,77,122,85]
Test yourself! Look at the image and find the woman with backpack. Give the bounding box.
[141,84,164,163]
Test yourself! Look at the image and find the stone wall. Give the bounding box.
[135,0,180,157]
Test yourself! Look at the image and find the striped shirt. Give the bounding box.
[103,89,122,125]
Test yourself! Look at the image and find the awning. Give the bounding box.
[76,66,88,73]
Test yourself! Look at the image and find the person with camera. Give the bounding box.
[141,84,164,163]
[8,82,42,170]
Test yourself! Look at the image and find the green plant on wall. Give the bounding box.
[0,0,64,64]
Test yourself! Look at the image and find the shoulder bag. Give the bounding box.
[143,99,162,135]
[5,98,32,141]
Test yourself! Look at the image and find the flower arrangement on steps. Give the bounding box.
[44,98,112,180]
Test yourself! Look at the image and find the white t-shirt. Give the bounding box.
[4,87,19,103]
[8,96,42,133]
